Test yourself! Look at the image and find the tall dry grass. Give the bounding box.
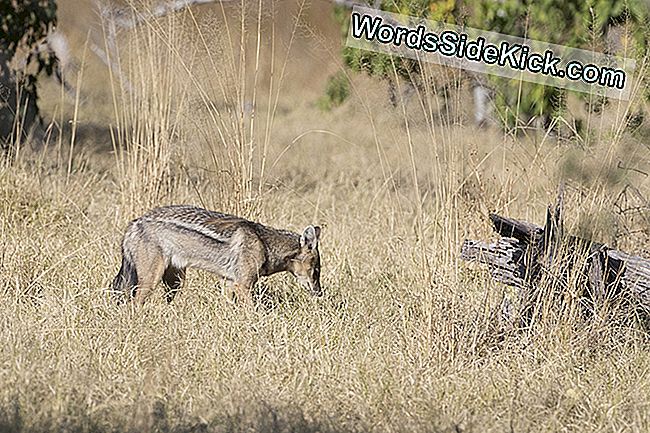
[2,1,650,432]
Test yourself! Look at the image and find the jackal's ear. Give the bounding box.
[300,225,321,250]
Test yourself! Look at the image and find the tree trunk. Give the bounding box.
[0,51,43,153]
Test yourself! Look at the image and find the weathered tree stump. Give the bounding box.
[461,189,650,326]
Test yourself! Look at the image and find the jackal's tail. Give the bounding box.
[111,249,137,303]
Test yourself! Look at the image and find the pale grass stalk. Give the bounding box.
[66,36,89,183]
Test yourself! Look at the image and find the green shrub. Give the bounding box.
[317,71,351,111]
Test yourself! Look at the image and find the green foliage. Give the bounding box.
[334,0,649,127]
[336,1,458,82]
[472,0,648,127]
[317,71,351,111]
[1,0,57,54]
[0,0,57,78]
[333,1,459,107]
[0,0,57,149]
[493,81,564,128]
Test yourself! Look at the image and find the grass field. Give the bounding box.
[2,1,650,432]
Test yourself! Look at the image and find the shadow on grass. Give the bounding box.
[0,400,367,433]
[44,121,115,153]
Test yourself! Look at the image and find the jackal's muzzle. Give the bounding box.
[297,277,323,297]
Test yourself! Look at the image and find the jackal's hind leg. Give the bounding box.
[162,266,186,303]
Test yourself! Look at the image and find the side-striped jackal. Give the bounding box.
[112,205,322,305]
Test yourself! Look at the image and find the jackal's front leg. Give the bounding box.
[230,233,264,307]
[133,254,166,305]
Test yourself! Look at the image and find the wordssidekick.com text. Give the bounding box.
[348,9,633,97]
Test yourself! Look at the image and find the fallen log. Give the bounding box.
[461,237,527,288]
[461,193,650,325]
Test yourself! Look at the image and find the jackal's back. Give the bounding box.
[135,205,300,245]
[121,205,300,277]
[136,205,246,240]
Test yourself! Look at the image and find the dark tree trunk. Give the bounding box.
[0,51,43,154]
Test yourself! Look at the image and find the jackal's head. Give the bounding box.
[290,225,322,297]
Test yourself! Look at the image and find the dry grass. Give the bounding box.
[2,1,650,432]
